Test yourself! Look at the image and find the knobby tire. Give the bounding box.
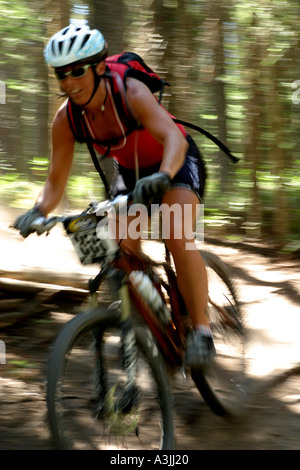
[46,304,174,450]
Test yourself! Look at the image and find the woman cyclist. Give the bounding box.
[14,24,215,369]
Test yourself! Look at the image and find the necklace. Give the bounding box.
[90,85,108,120]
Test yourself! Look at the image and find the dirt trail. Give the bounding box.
[0,206,300,450]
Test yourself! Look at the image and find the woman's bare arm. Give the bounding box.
[36,103,75,215]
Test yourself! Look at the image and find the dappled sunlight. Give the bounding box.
[1,0,300,450]
[281,394,300,415]
[244,295,300,377]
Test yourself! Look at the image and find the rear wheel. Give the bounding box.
[191,250,249,417]
[47,304,174,449]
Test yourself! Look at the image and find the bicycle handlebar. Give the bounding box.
[30,215,63,235]
[27,193,132,237]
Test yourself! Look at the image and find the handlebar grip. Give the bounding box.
[31,216,59,235]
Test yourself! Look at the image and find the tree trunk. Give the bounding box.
[270,64,289,246]
[244,15,262,239]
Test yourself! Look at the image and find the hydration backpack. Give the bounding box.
[106,52,169,101]
[67,51,169,143]
[67,52,238,195]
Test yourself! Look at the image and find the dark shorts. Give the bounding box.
[111,135,207,201]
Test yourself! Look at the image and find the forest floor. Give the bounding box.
[0,206,300,451]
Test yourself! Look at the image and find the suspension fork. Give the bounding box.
[89,265,139,411]
[117,274,140,411]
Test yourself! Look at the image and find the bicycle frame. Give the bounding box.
[29,195,191,367]
[20,196,249,448]
[88,247,189,369]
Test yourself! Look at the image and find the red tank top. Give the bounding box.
[67,61,187,170]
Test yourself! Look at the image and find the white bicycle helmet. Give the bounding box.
[44,24,108,68]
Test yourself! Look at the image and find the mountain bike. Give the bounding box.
[22,195,248,450]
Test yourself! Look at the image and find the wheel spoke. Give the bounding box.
[47,310,174,449]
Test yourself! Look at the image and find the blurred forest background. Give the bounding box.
[0,0,300,252]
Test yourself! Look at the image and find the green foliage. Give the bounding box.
[67,173,105,207]
[1,0,300,250]
[0,0,45,43]
[0,172,43,207]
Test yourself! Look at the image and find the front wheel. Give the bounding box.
[46,304,174,450]
[191,250,249,417]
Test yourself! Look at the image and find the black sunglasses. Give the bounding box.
[54,64,92,81]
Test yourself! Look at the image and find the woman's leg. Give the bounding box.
[161,187,209,328]
[112,185,215,367]
[162,187,215,368]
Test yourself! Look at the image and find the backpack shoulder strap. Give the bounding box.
[104,64,139,132]
[66,98,112,197]
[174,119,239,163]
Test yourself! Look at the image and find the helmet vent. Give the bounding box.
[68,36,77,53]
[61,27,69,36]
[51,40,56,55]
[58,41,64,54]
[81,33,91,49]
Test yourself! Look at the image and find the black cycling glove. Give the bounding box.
[13,207,44,238]
[132,172,172,206]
